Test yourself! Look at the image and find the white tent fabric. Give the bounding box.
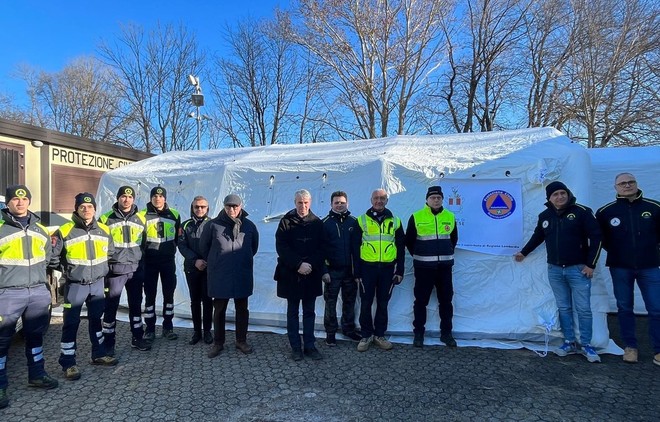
[587,146,660,315]
[97,127,621,353]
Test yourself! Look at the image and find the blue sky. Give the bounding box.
[0,0,289,106]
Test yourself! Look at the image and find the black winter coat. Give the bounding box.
[178,215,211,273]
[274,209,325,299]
[199,209,259,299]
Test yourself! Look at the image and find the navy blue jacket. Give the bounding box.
[322,210,360,274]
[596,190,660,269]
[199,209,259,299]
[521,195,602,269]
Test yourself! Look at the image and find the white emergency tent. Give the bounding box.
[588,146,660,314]
[97,127,619,353]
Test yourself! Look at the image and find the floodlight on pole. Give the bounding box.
[187,74,205,150]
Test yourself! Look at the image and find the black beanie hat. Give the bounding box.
[5,184,32,201]
[545,181,569,199]
[116,185,136,199]
[74,192,96,210]
[150,186,167,199]
[426,186,443,199]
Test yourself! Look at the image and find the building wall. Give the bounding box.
[0,118,152,226]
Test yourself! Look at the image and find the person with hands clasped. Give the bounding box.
[275,190,326,361]
[515,181,603,363]
[354,189,405,352]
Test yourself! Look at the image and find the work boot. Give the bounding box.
[235,341,253,354]
[131,337,152,351]
[623,347,638,363]
[28,374,59,389]
[64,366,81,381]
[208,344,224,359]
[189,331,202,345]
[91,356,119,366]
[413,333,424,348]
[357,335,373,352]
[143,331,156,346]
[373,336,393,350]
[162,329,178,340]
[203,331,214,344]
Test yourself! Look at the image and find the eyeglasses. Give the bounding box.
[193,205,208,209]
[616,180,637,187]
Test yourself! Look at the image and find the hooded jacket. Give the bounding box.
[51,212,114,283]
[520,191,602,269]
[596,189,660,269]
[0,209,52,289]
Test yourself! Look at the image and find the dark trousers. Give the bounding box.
[0,285,51,388]
[212,298,249,346]
[59,280,106,369]
[286,297,317,350]
[143,258,177,332]
[359,264,395,338]
[323,268,358,335]
[186,269,212,333]
[413,266,454,336]
[103,269,144,347]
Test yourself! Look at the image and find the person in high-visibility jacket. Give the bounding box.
[354,189,405,352]
[99,185,151,355]
[0,185,58,409]
[139,186,181,343]
[405,186,458,348]
[51,192,117,381]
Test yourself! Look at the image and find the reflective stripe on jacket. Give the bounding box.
[99,204,146,272]
[52,213,112,284]
[139,203,180,259]
[357,214,401,263]
[410,206,455,267]
[0,209,52,288]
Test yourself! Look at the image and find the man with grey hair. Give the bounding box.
[275,189,326,361]
[355,189,405,352]
[596,172,660,366]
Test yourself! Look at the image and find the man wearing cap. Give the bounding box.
[178,195,214,346]
[405,186,458,348]
[354,189,405,352]
[595,173,660,366]
[275,189,325,361]
[51,192,117,380]
[0,185,58,408]
[200,194,259,358]
[140,186,181,343]
[99,185,151,354]
[515,181,603,363]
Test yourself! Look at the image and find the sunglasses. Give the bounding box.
[193,205,208,209]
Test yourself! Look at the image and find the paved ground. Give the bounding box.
[2,314,658,421]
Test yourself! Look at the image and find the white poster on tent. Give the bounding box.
[444,179,523,255]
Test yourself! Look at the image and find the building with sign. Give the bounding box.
[0,117,152,226]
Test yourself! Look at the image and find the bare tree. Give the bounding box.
[99,23,205,153]
[442,0,533,133]
[18,58,125,141]
[289,0,451,139]
[561,0,660,147]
